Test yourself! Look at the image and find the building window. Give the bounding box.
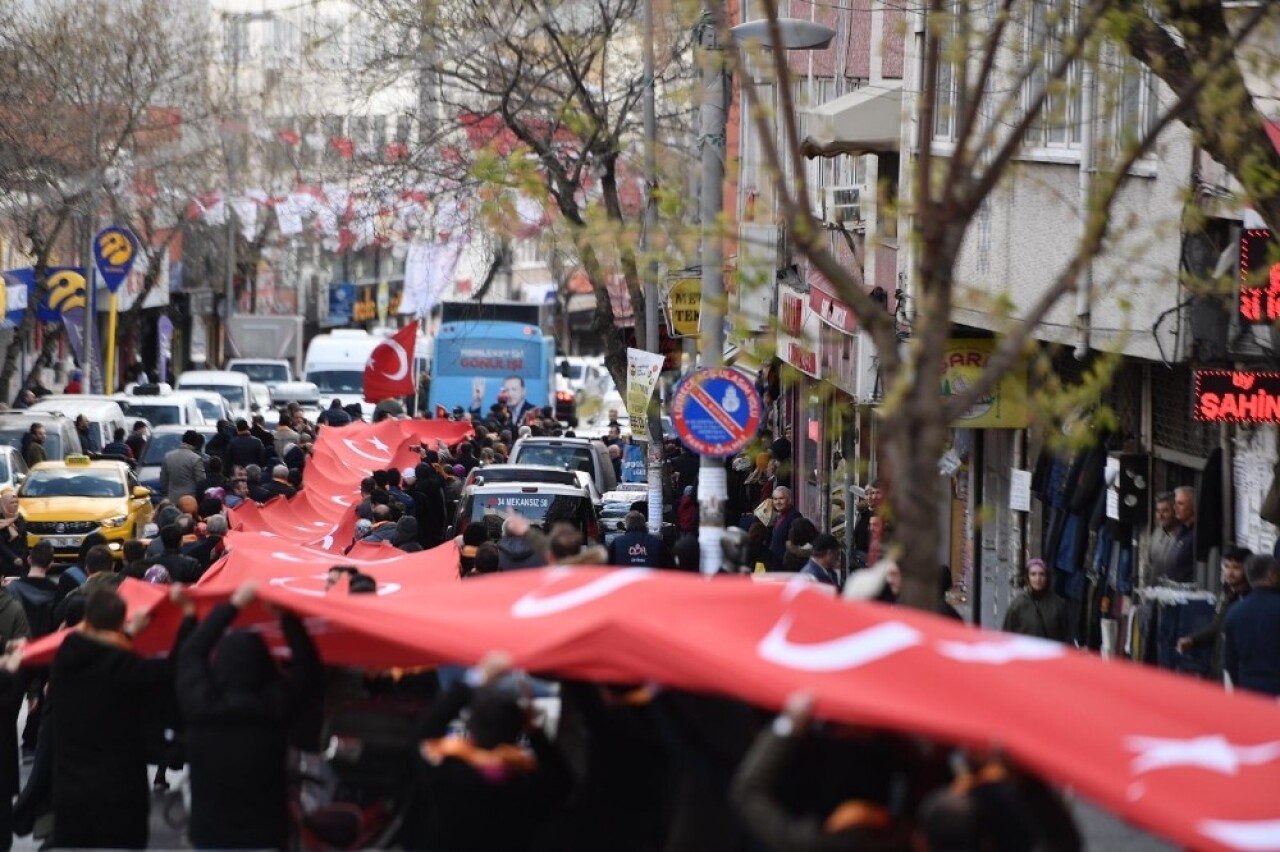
[322,114,344,166]
[222,16,249,65]
[266,15,298,67]
[370,115,387,160]
[1114,57,1159,152]
[931,3,962,143]
[307,16,343,68]
[350,116,370,158]
[1023,0,1082,149]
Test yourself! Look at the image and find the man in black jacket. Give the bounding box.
[412,652,571,851]
[226,419,267,471]
[151,525,204,585]
[49,586,194,849]
[258,464,297,502]
[177,581,322,850]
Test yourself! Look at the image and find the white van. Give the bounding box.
[302,330,383,417]
[226,358,293,387]
[118,392,207,427]
[177,370,254,421]
[29,397,128,453]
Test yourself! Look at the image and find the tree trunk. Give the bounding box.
[883,222,962,612]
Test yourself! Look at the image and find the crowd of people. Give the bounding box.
[0,394,1101,851]
[0,374,1267,850]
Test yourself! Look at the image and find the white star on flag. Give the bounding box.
[1126,735,1280,776]
[369,436,389,453]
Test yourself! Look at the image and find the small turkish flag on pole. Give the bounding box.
[363,324,417,403]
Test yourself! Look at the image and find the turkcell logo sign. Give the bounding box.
[93,226,138,294]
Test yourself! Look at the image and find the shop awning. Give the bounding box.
[801,80,904,159]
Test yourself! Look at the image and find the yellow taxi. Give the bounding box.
[19,455,153,561]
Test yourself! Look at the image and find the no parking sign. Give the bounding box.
[671,368,762,457]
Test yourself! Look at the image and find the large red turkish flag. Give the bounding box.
[362,323,417,403]
[25,410,1280,851]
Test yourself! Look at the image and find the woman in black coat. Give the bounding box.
[176,581,323,850]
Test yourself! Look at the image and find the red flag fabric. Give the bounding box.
[362,324,418,403]
[24,411,1280,851]
[37,559,1280,851]
[329,136,354,160]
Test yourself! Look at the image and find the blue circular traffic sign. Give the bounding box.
[671,368,763,457]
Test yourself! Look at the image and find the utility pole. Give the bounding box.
[697,5,728,574]
[223,13,241,368]
[641,0,664,534]
[221,12,272,365]
[81,195,96,395]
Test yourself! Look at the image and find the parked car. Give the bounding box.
[176,369,254,421]
[465,463,603,507]
[451,480,600,544]
[225,358,294,388]
[0,446,29,494]
[509,436,618,496]
[0,412,82,461]
[176,390,234,427]
[249,382,275,420]
[29,397,128,453]
[19,454,152,562]
[117,389,208,427]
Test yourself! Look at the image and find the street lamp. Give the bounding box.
[694,9,835,575]
[729,17,836,50]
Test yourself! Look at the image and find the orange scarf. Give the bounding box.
[78,623,133,651]
[420,735,536,782]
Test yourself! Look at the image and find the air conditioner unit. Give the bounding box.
[822,184,869,231]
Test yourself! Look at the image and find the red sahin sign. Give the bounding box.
[1194,370,1280,422]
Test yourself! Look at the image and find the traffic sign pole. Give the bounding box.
[673,367,762,575]
[105,292,119,394]
[697,6,728,575]
[93,226,138,397]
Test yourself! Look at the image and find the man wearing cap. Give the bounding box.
[160,431,206,504]
[801,534,842,588]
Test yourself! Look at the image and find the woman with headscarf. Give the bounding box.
[177,581,322,850]
[1002,559,1071,642]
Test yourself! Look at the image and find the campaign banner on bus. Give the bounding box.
[626,347,665,441]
